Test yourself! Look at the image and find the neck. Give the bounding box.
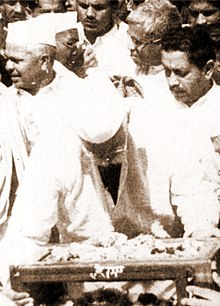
[40,69,56,90]
[187,79,213,107]
[85,20,114,44]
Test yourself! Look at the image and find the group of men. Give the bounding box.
[0,0,220,305]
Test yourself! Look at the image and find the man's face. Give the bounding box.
[35,0,65,14]
[128,21,161,69]
[56,29,84,70]
[161,50,210,106]
[76,0,113,38]
[5,43,43,95]
[1,0,31,23]
[189,0,220,25]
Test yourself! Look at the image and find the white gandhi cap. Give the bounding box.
[72,73,127,144]
[6,17,56,47]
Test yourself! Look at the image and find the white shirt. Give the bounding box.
[8,61,83,153]
[162,82,220,205]
[79,21,136,76]
[0,97,28,240]
[0,107,219,277]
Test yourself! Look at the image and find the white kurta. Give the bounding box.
[78,21,136,76]
[8,61,83,153]
[0,107,219,274]
[0,95,28,241]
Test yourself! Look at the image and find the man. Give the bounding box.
[0,0,35,23]
[161,26,218,110]
[0,77,33,306]
[1,86,220,302]
[188,0,220,84]
[181,271,220,306]
[34,0,66,15]
[160,26,220,208]
[4,17,82,153]
[116,0,182,104]
[188,0,220,25]
[75,0,136,76]
[127,0,182,77]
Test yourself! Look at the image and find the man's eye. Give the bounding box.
[189,10,199,18]
[93,4,106,11]
[203,10,217,17]
[164,69,171,77]
[131,37,141,46]
[79,2,88,9]
[176,70,188,77]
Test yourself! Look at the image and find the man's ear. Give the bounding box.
[203,59,215,79]
[39,53,50,72]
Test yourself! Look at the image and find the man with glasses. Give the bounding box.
[127,0,182,77]
[1,85,220,304]
[122,0,183,105]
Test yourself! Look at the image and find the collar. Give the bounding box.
[171,79,217,109]
[190,79,218,109]
[14,61,69,97]
[94,23,118,46]
[80,21,119,46]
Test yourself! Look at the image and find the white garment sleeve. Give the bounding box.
[170,152,220,237]
[0,127,79,286]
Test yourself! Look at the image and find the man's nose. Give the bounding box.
[128,36,135,50]
[87,5,95,17]
[168,72,179,87]
[196,12,207,24]
[13,1,23,13]
[6,59,14,72]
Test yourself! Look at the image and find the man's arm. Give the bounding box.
[181,272,220,306]
[0,126,79,284]
[170,130,220,238]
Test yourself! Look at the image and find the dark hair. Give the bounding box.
[74,288,132,306]
[191,0,220,10]
[109,0,119,10]
[161,25,216,69]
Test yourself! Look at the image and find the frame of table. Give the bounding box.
[10,238,220,306]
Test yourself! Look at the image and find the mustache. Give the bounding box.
[84,16,96,21]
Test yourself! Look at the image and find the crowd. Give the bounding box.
[0,0,220,305]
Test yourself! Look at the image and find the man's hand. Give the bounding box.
[190,227,220,238]
[2,288,34,306]
[181,272,220,306]
[83,45,98,71]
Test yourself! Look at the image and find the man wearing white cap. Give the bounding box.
[1,84,220,302]
[4,17,83,153]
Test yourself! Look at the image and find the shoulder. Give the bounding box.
[29,123,81,182]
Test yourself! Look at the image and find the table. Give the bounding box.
[10,238,220,305]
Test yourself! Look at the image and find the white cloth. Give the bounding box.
[79,21,136,76]
[8,61,83,153]
[162,82,220,206]
[0,106,219,276]
[129,106,220,237]
[0,96,28,240]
